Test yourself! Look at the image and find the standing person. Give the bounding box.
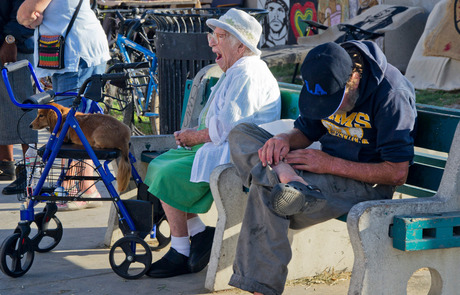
[17,0,111,210]
[228,41,417,295]
[144,9,281,278]
[0,0,38,194]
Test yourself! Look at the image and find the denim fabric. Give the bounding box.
[52,59,106,109]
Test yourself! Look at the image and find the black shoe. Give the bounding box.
[146,248,190,278]
[188,226,215,273]
[270,181,326,216]
[2,165,26,195]
[0,161,15,181]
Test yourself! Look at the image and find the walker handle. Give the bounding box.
[3,60,29,73]
[22,90,56,107]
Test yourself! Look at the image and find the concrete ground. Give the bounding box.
[0,131,432,295]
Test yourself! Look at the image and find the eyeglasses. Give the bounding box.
[207,32,227,45]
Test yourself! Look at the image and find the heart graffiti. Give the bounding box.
[290,1,317,39]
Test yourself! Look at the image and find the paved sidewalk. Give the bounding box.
[0,132,430,295]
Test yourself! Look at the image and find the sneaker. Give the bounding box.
[0,161,15,181]
[270,181,327,216]
[57,201,88,211]
[84,191,103,208]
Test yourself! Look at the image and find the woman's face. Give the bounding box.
[208,27,243,72]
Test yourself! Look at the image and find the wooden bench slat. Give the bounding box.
[279,82,302,120]
[395,184,436,198]
[415,109,460,153]
[405,163,444,191]
[413,152,447,169]
[393,212,460,251]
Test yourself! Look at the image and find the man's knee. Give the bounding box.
[229,123,258,145]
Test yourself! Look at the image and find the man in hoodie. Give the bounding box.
[227,41,417,295]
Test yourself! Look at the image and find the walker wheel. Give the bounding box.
[30,212,63,253]
[150,218,171,251]
[109,235,152,279]
[0,233,35,277]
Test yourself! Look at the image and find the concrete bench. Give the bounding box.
[206,89,460,292]
[111,63,460,293]
[347,107,460,294]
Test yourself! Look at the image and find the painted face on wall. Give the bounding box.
[267,2,286,33]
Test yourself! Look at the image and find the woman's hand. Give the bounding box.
[174,128,210,148]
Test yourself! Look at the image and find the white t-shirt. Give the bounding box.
[33,0,110,77]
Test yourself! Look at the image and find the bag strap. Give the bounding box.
[37,0,83,38]
[64,0,84,38]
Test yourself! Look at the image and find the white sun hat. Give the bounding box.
[206,8,263,56]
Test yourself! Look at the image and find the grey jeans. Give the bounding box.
[228,123,394,295]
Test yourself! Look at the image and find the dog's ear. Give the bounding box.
[47,109,58,131]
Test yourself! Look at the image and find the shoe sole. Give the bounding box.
[146,269,190,278]
[271,183,306,216]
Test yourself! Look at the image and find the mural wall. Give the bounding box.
[259,0,381,47]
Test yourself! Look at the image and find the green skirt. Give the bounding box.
[144,144,213,214]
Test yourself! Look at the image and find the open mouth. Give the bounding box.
[215,52,222,61]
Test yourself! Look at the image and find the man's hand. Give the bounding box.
[174,128,210,148]
[285,148,410,186]
[258,133,290,167]
[0,42,17,65]
[283,149,334,174]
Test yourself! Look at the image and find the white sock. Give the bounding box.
[170,236,190,257]
[187,217,206,237]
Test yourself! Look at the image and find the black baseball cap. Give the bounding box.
[299,42,353,120]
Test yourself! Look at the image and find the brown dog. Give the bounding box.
[30,102,131,192]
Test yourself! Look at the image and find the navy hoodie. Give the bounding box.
[0,1,34,54]
[294,40,417,164]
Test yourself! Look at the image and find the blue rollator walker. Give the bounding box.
[0,60,170,279]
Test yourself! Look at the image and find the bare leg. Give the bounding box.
[161,201,188,237]
[272,161,307,185]
[78,160,97,194]
[147,200,192,278]
[186,213,198,220]
[0,145,13,161]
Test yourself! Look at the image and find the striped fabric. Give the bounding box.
[38,35,64,69]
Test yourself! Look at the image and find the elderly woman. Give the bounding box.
[144,8,281,278]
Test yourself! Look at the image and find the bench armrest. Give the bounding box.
[129,134,176,180]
